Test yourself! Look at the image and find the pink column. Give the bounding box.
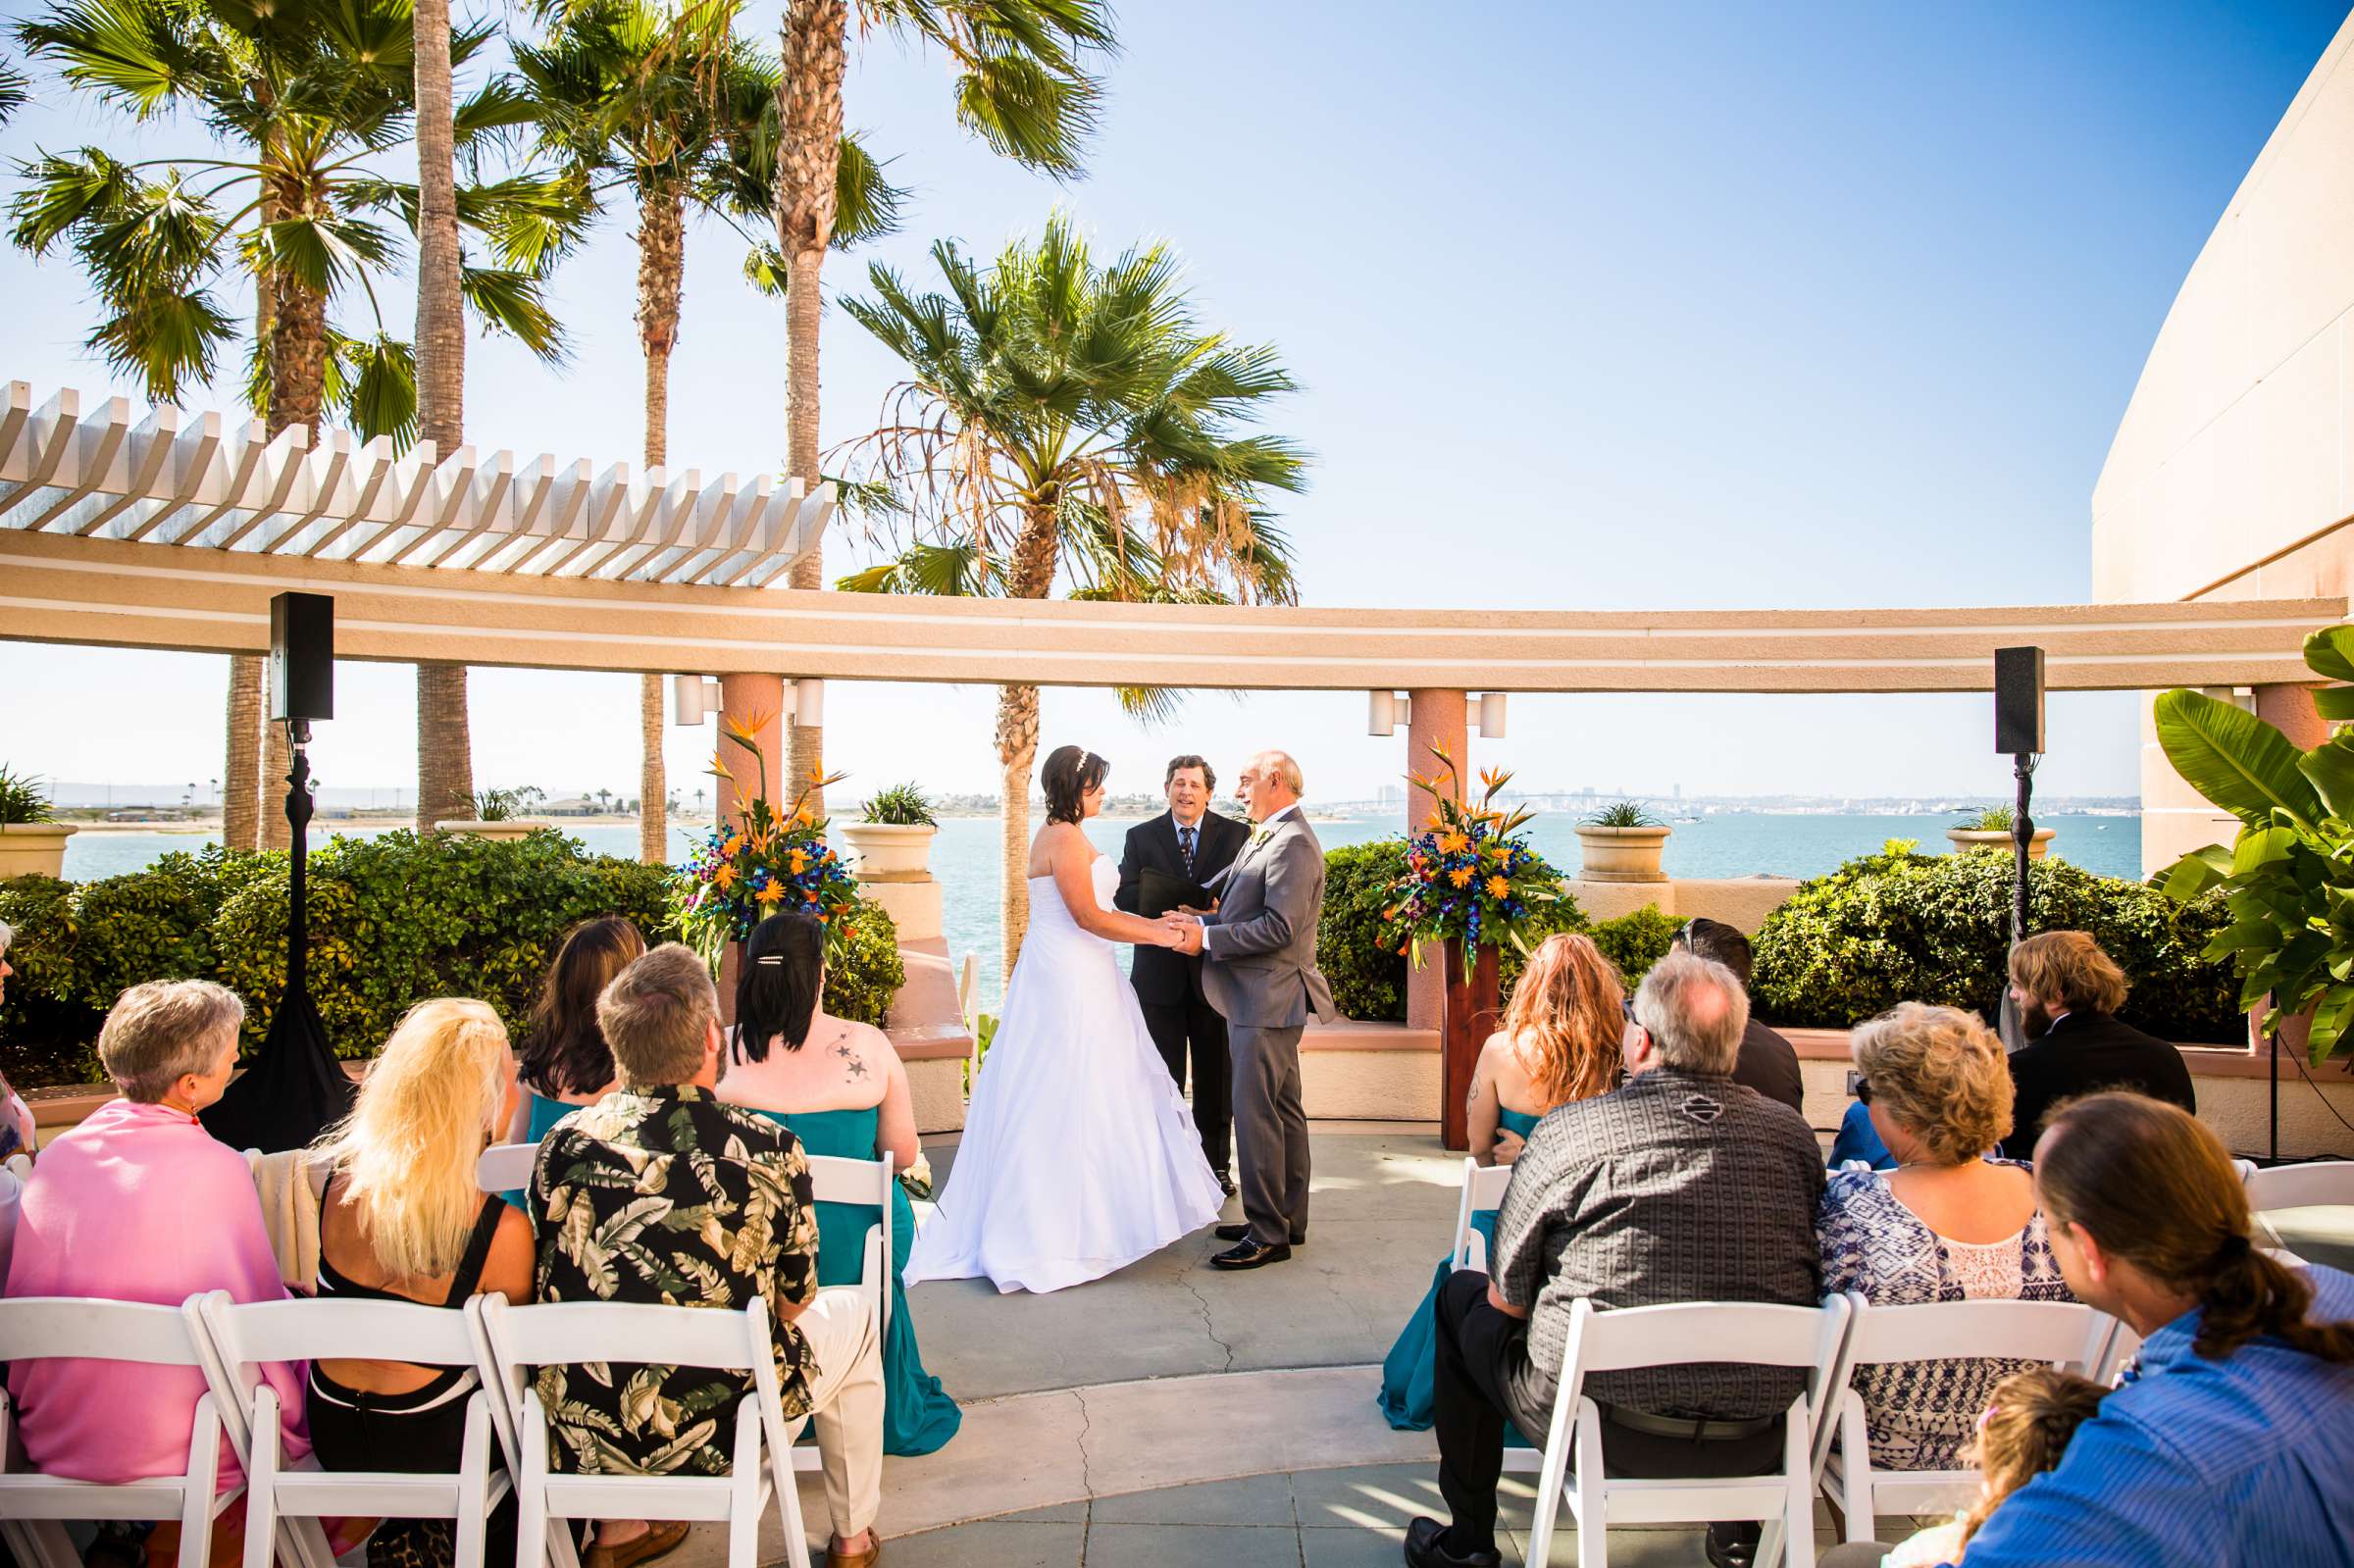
[2254,683,2328,751]
[1405,688,1468,1033]
[714,674,787,1025]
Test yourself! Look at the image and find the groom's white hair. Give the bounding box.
[1254,749,1305,795]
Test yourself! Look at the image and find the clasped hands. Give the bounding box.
[1157,905,1212,954]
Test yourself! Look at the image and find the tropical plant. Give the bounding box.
[770,0,1116,815]
[0,767,55,826]
[1382,747,1569,979]
[1318,839,1590,1023]
[1589,904,1685,985]
[2151,623,2354,1061]
[837,215,1308,972]
[860,782,937,827]
[513,0,902,865]
[1581,799,1663,829]
[470,784,545,821]
[0,56,28,125]
[1956,804,2016,832]
[671,708,858,959]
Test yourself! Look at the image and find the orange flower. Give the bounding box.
[1449,867,1474,888]
[1439,831,1469,855]
[754,881,786,906]
[789,848,809,874]
[1486,875,1510,899]
[722,834,744,858]
[715,863,739,891]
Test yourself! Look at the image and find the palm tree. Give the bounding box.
[10,0,582,841]
[836,216,1308,972]
[412,0,470,834]
[770,0,1115,817]
[515,0,902,862]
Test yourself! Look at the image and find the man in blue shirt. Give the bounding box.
[1822,1092,2354,1568]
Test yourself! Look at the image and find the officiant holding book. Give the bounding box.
[1116,754,1249,1194]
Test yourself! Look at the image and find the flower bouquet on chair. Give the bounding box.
[669,707,860,962]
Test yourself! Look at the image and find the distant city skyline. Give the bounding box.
[4,2,2347,805]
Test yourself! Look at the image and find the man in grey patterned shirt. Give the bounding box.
[1406,951,1823,1568]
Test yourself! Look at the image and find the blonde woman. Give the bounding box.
[1379,935,1625,1434]
[308,1001,569,1568]
[1817,1002,2072,1474]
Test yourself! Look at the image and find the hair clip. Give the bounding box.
[755,954,784,965]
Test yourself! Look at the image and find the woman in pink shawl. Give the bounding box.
[4,979,308,1487]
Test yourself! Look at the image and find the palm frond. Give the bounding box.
[462,265,570,363]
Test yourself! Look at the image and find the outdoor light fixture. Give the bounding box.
[1367,690,1410,736]
[1471,692,1508,738]
[791,678,825,729]
[672,675,722,726]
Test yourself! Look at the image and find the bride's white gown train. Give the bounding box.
[904,857,1224,1293]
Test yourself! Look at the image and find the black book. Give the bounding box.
[1139,865,1214,919]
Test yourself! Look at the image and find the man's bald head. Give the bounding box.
[1630,950,1749,1076]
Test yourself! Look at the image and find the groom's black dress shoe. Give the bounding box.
[1216,1223,1305,1245]
[1403,1517,1499,1568]
[1209,1239,1291,1269]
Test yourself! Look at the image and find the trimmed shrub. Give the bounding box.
[1316,840,1587,1022]
[1752,844,2240,1041]
[0,831,907,1085]
[1591,906,1686,986]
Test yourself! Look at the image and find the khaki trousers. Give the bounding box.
[792,1286,885,1539]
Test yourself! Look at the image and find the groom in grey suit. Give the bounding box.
[1166,749,1338,1270]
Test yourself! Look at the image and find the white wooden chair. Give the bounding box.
[1522,1295,1852,1568]
[1446,1158,1514,1277]
[196,1290,509,1568]
[476,1294,815,1568]
[1814,1295,2117,1544]
[804,1153,893,1346]
[476,1140,540,1194]
[2244,1159,2354,1212]
[2093,1320,2143,1386]
[0,1296,239,1568]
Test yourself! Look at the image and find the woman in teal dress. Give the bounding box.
[718,912,961,1457]
[496,903,644,1205]
[502,916,646,1213]
[1377,934,1628,1438]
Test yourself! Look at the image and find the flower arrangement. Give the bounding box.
[670,709,860,960]
[1381,745,1566,978]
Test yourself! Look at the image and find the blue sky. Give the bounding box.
[2,0,2348,807]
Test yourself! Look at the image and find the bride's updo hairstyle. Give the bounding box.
[1042,745,1108,826]
[732,912,826,1064]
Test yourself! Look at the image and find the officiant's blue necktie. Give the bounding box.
[1180,825,1197,876]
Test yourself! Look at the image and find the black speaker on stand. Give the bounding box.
[1993,646,2046,1052]
[202,592,356,1153]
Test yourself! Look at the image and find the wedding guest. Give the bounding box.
[1997,932,2193,1159]
[4,981,308,1488]
[719,911,961,1456]
[1818,1004,2072,1473]
[1378,934,1625,1435]
[1406,952,1823,1568]
[534,944,886,1568]
[502,915,645,1209]
[1677,918,1805,1114]
[309,999,553,1568]
[1826,1091,1897,1171]
[0,918,35,1161]
[1875,1366,2107,1568]
[1859,1093,2354,1568]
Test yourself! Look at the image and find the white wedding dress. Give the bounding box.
[904,856,1224,1293]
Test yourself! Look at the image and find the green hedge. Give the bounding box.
[1751,843,2240,1041]
[0,832,905,1087]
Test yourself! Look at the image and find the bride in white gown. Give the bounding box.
[905,745,1225,1293]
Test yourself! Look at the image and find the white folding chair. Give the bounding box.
[2092,1319,2142,1387]
[2244,1159,2354,1212]
[0,1296,239,1568]
[804,1152,894,1346]
[1445,1158,1514,1277]
[477,1294,814,1568]
[197,1290,509,1568]
[476,1140,541,1194]
[1522,1295,1852,1568]
[1814,1295,2116,1543]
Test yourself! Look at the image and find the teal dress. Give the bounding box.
[748,1106,962,1457]
[1375,1105,1542,1444]
[499,1089,589,1213]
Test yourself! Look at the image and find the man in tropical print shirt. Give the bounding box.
[533,942,886,1568]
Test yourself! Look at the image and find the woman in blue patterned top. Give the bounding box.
[1817,1003,2073,1471]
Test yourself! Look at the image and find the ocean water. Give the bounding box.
[58,811,2140,1014]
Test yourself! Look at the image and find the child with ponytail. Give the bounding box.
[1882,1367,2108,1566]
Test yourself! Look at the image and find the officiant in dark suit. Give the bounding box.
[1116,754,1249,1192]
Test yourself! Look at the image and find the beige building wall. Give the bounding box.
[2090,13,2354,874]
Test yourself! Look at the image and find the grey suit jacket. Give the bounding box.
[1200,811,1340,1030]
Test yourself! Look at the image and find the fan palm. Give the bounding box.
[770,0,1114,815]
[836,214,1308,971]
[515,0,903,861]
[10,0,587,842]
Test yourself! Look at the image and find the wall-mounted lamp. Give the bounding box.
[1471,692,1508,738]
[1367,690,1410,736]
[673,675,827,728]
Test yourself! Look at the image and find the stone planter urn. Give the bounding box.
[434,819,550,841]
[843,822,938,881]
[1573,824,1672,883]
[0,822,78,879]
[1946,827,2054,860]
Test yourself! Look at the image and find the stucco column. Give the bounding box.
[1405,688,1469,1034]
[714,674,787,1025]
[2254,683,2328,751]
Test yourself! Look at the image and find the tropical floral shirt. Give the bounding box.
[531,1085,821,1474]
